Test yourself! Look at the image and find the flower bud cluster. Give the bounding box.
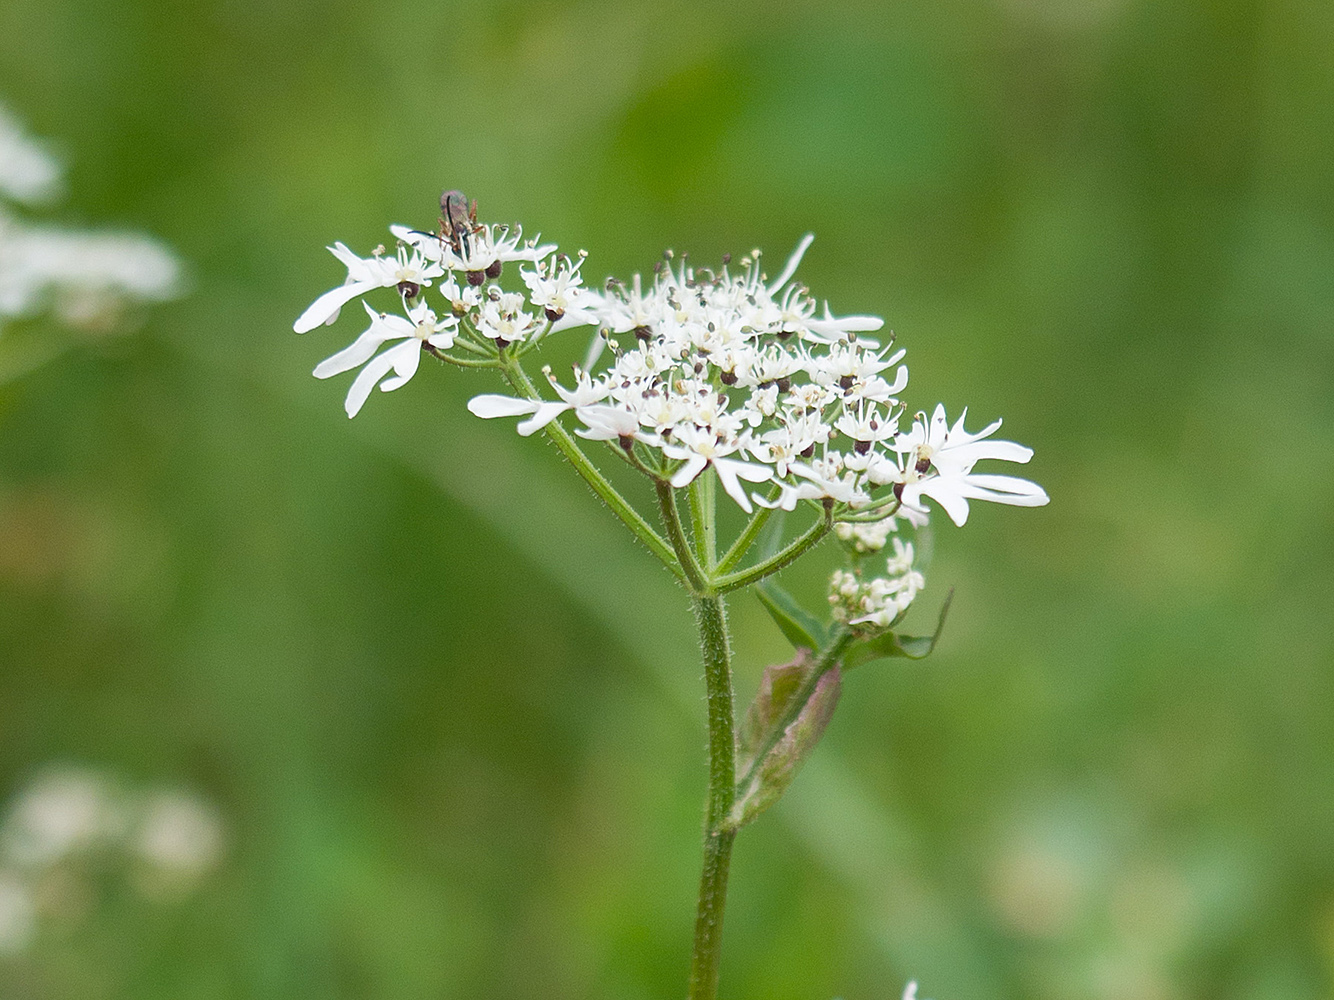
[834,517,898,554]
[828,538,926,630]
[295,205,1049,530]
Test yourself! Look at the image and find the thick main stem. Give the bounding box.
[689,593,736,1000]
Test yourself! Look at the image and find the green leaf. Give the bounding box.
[756,579,828,650]
[843,587,953,668]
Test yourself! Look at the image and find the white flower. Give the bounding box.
[893,404,1049,526]
[0,103,61,205]
[314,300,457,417]
[473,290,540,345]
[522,252,599,328]
[293,243,443,333]
[661,425,773,513]
[0,104,180,335]
[391,222,556,276]
[574,403,652,444]
[0,212,181,325]
[468,365,609,436]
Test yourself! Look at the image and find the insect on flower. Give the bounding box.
[438,189,480,259]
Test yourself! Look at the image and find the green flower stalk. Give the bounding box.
[294,193,1048,1000]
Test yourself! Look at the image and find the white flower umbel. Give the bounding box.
[296,196,1048,1000]
[0,101,181,342]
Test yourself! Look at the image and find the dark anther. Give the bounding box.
[801,443,816,458]
[545,307,564,322]
[915,456,932,474]
[854,440,871,455]
[721,252,732,265]
[719,370,738,386]
[694,362,704,374]
[893,482,905,500]
[467,270,486,287]
[397,281,421,299]
[776,377,792,392]
[486,259,503,279]
[838,375,855,391]
[777,329,795,340]
[634,325,652,341]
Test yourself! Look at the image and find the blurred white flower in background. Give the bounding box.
[0,872,35,955]
[0,104,61,205]
[0,766,225,955]
[0,99,181,379]
[0,768,124,867]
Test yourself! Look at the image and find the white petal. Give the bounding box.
[669,455,708,490]
[378,339,423,392]
[956,473,1049,505]
[911,479,972,527]
[467,395,540,419]
[713,459,769,514]
[582,328,608,373]
[312,303,406,378]
[516,402,572,436]
[343,350,398,418]
[294,279,375,333]
[767,233,814,294]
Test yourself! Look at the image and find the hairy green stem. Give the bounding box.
[688,594,737,1000]
[715,487,780,575]
[655,480,710,593]
[688,470,717,571]
[713,505,833,595]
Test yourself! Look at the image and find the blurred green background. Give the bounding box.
[2,0,1332,997]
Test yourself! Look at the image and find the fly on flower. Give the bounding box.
[438,189,481,263]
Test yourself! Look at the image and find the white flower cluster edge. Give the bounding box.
[295,208,1048,541]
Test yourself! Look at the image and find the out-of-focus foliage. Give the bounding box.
[1,0,1331,998]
